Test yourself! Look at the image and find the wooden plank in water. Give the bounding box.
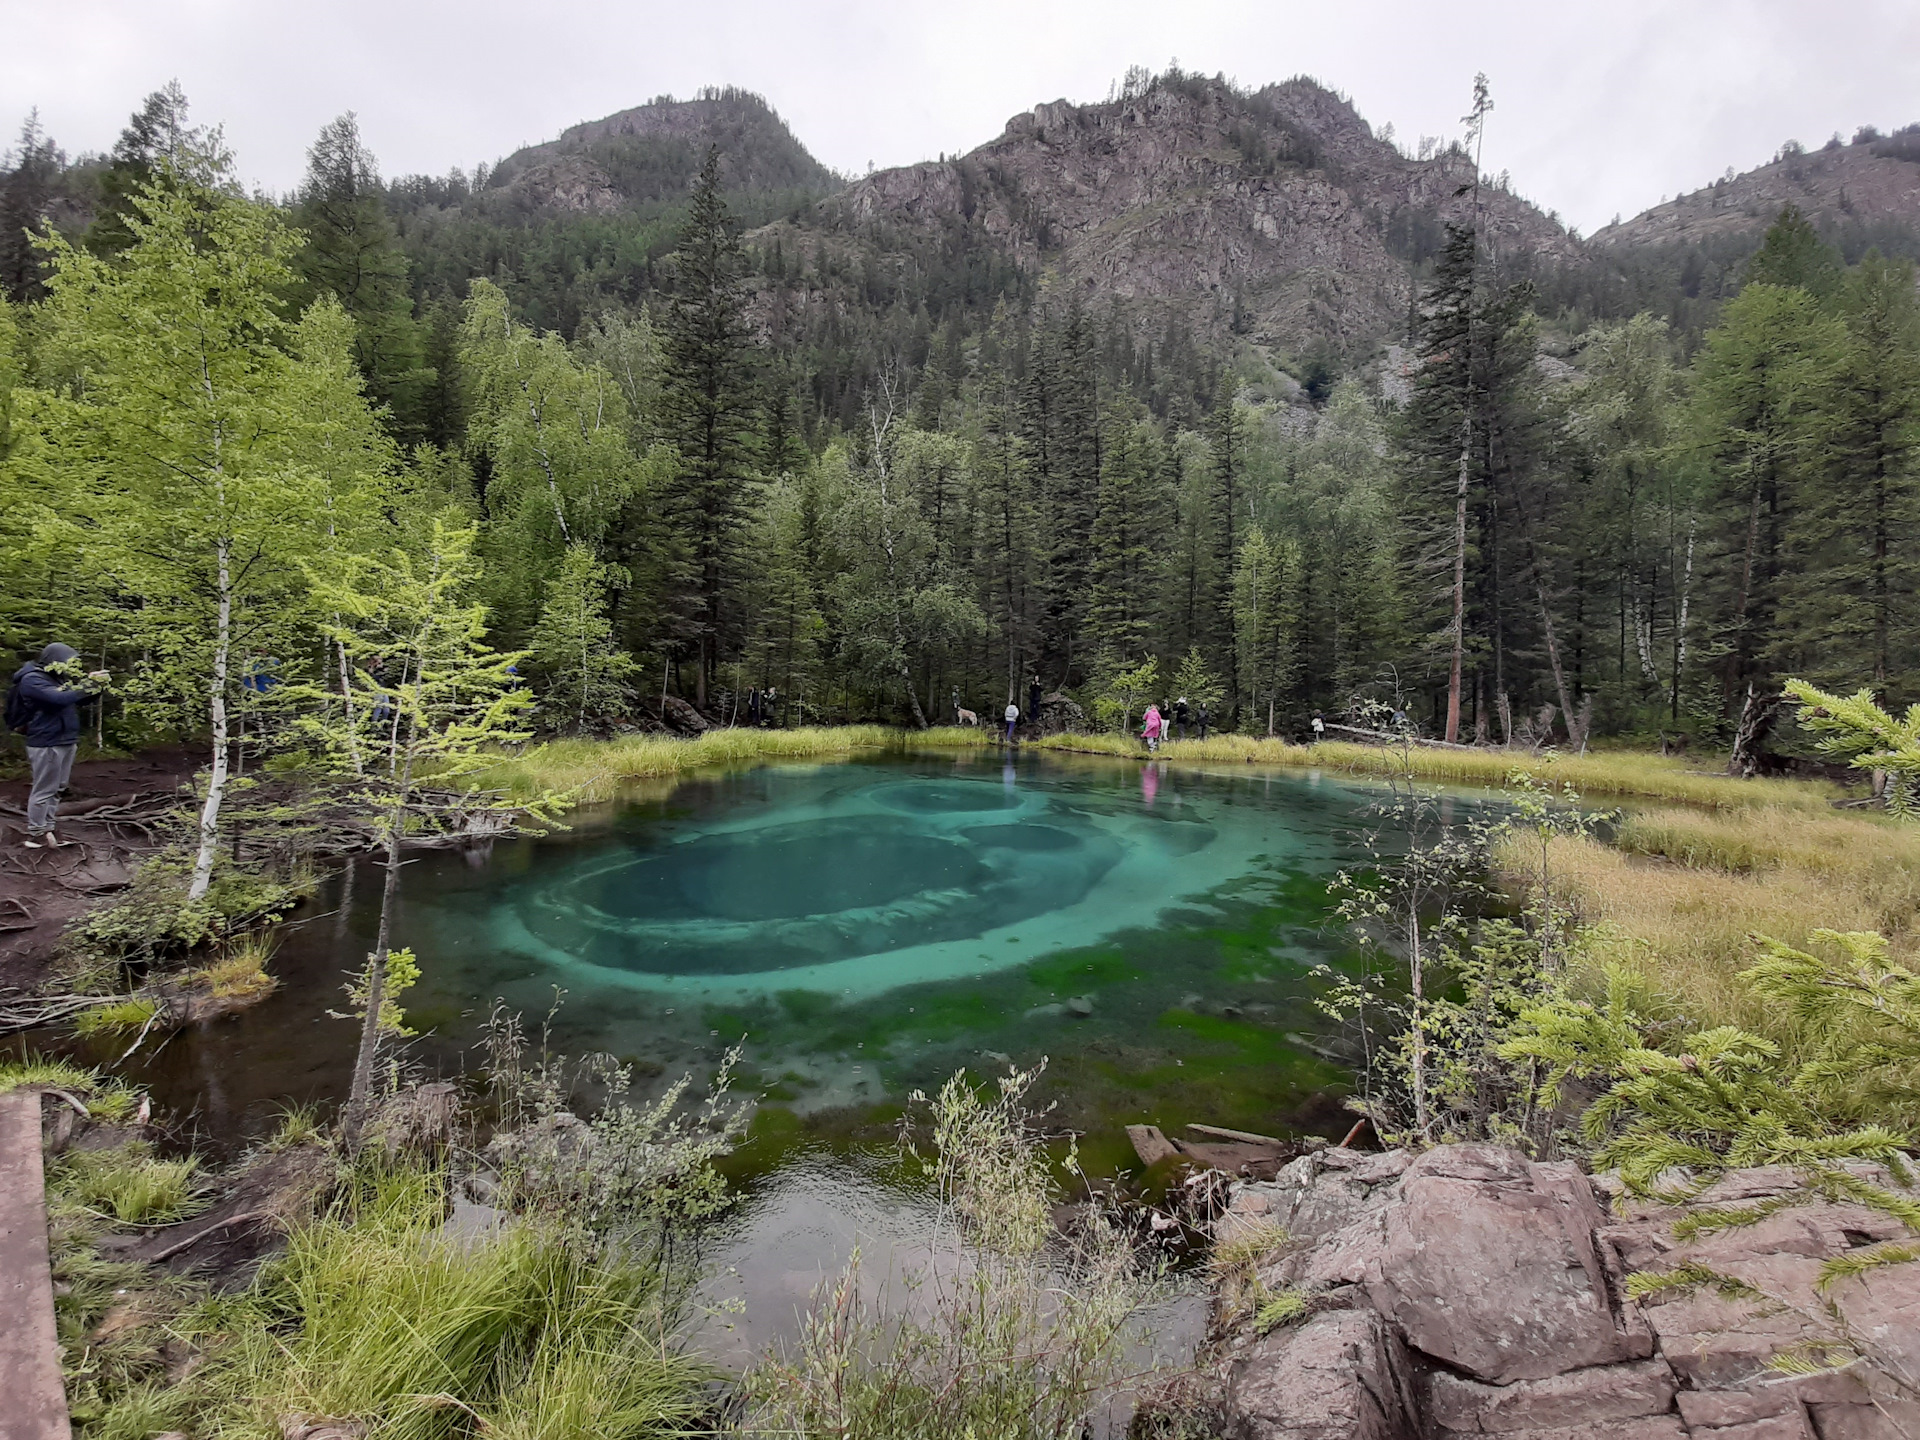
[1126,1123,1179,1166]
[1186,1122,1287,1149]
[0,1090,72,1440]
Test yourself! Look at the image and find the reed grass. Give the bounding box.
[1032,731,1839,810]
[475,724,987,803]
[1511,802,1920,1042]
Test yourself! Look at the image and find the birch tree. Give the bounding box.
[29,163,349,901]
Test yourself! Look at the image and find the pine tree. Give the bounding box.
[1743,205,1843,300]
[1234,526,1301,735]
[1691,282,1838,711]
[742,477,825,719]
[1206,396,1249,717]
[84,83,214,256]
[659,148,761,706]
[1086,411,1164,665]
[1786,254,1920,698]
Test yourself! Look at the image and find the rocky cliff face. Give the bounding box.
[1201,1144,1919,1439]
[489,89,839,215]
[796,76,1579,353]
[1593,131,1920,249]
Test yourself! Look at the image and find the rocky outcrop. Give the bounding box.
[1592,133,1920,249]
[489,89,838,214]
[1206,1144,1920,1440]
[776,75,1580,356]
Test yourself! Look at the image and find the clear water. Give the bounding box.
[117,750,1403,1168]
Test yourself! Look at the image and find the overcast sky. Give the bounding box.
[6,0,1917,236]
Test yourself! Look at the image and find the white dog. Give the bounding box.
[955,707,979,727]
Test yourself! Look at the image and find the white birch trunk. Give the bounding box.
[186,537,232,903]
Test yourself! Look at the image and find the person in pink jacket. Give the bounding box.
[1141,703,1164,752]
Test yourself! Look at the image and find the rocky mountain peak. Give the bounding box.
[490,87,838,215]
[803,69,1577,354]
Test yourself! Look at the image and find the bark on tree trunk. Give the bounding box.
[187,538,233,903]
[1727,685,1782,779]
[1445,450,1469,744]
[341,817,404,1150]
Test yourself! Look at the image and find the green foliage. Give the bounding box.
[55,1145,205,1224]
[0,1056,99,1094]
[184,1163,714,1440]
[1787,679,1920,814]
[1623,1261,1761,1301]
[528,543,638,730]
[1092,655,1159,732]
[1500,929,1920,1201]
[345,945,420,1038]
[1172,645,1224,709]
[1252,1289,1308,1333]
[72,999,160,1038]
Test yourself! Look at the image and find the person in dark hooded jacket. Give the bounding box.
[8,643,109,848]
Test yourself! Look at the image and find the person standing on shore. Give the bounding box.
[1141,701,1164,753]
[6,643,109,849]
[1004,700,1020,744]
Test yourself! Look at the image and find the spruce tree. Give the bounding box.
[0,112,61,303]
[1207,396,1249,718]
[1786,254,1920,698]
[659,147,760,706]
[290,114,434,443]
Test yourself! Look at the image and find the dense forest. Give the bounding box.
[2,79,1917,757]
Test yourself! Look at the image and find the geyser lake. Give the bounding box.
[113,749,1417,1357]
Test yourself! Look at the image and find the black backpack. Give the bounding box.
[4,668,36,734]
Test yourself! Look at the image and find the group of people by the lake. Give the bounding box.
[744,686,781,726]
[1139,696,1212,751]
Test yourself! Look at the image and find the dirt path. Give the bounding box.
[0,747,196,993]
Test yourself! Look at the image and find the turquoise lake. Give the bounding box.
[123,749,1402,1176]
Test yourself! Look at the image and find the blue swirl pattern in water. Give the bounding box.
[517,779,1124,975]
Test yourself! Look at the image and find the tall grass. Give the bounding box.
[1033,731,1839,810]
[1511,803,1920,1041]
[475,724,986,803]
[197,1165,713,1440]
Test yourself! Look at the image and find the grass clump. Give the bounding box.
[184,932,279,1000]
[0,1056,100,1093]
[1252,1289,1308,1334]
[1512,808,1920,1042]
[73,999,161,1039]
[55,1145,205,1225]
[0,1054,141,1120]
[192,1164,713,1440]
